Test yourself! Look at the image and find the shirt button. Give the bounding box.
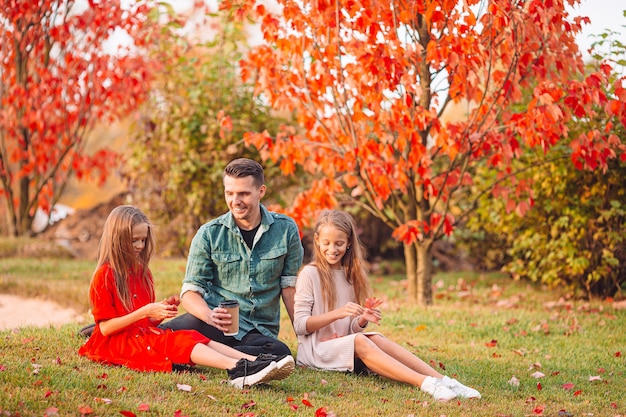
[147,346,151,350]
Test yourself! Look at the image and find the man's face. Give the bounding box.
[224,175,266,227]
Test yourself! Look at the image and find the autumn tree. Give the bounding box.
[0,0,159,236]
[226,0,626,305]
[125,5,292,256]
[459,21,626,298]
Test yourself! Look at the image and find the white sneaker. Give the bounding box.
[442,376,481,399]
[421,376,457,401]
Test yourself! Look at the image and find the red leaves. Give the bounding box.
[485,339,498,347]
[364,297,382,309]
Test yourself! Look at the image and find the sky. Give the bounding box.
[568,0,625,60]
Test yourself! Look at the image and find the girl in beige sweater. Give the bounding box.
[293,210,481,401]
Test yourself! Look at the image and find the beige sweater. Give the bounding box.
[293,265,378,371]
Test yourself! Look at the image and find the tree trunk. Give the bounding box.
[403,240,433,306]
[416,240,433,306]
[404,241,417,301]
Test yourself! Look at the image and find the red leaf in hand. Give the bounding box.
[364,297,382,309]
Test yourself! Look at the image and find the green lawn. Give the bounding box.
[0,257,624,417]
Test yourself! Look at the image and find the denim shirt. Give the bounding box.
[181,204,304,339]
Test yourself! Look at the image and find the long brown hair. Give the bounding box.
[311,210,371,311]
[92,205,155,312]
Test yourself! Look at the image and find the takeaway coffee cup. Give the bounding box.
[218,300,240,336]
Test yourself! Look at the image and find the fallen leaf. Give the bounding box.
[120,412,136,417]
[537,382,542,391]
[315,407,328,417]
[78,405,93,416]
[530,372,545,378]
[525,396,536,403]
[557,410,573,417]
[302,399,313,407]
[242,400,256,409]
[562,382,574,390]
[589,375,602,381]
[573,390,582,396]
[508,376,520,386]
[94,398,112,404]
[176,384,192,392]
[532,405,545,415]
[44,407,59,417]
[485,339,498,347]
[138,403,150,411]
[615,351,621,357]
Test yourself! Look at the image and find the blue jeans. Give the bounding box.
[159,313,292,356]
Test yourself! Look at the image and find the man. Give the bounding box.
[161,158,304,360]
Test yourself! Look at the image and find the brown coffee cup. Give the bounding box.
[218,300,239,336]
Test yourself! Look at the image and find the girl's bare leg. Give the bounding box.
[365,334,443,378]
[354,334,431,387]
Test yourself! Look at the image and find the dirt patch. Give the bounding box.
[0,294,85,331]
[39,193,131,260]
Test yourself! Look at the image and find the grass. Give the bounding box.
[1,257,624,417]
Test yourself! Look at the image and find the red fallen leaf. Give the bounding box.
[242,400,256,409]
[316,407,328,417]
[573,390,582,396]
[611,403,617,408]
[364,297,382,309]
[199,374,207,381]
[615,351,621,357]
[551,371,560,376]
[173,410,187,417]
[78,405,93,415]
[537,382,542,391]
[286,396,294,402]
[0,364,6,371]
[562,382,574,390]
[120,412,136,417]
[138,403,150,411]
[532,405,545,415]
[96,384,107,390]
[44,390,54,398]
[525,396,536,403]
[99,373,108,379]
[55,357,62,365]
[302,399,313,407]
[485,339,498,347]
[492,352,502,358]
[289,404,299,410]
[438,362,446,370]
[44,407,59,417]
[597,367,606,373]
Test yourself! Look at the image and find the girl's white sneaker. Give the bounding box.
[442,375,481,399]
[421,376,457,401]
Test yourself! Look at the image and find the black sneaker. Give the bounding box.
[78,323,95,338]
[227,358,278,388]
[255,353,295,381]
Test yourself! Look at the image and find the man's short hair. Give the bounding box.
[224,158,265,186]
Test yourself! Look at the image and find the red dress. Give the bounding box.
[78,263,209,372]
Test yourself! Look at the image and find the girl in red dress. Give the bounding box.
[78,205,289,388]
